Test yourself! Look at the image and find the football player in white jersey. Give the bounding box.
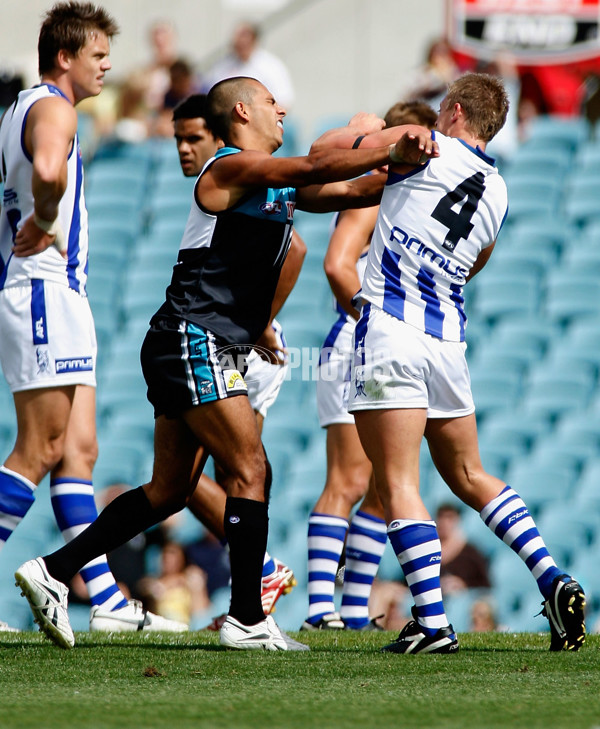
[171,94,304,621]
[0,2,185,638]
[303,102,438,632]
[315,72,585,653]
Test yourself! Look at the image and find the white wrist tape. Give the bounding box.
[388,143,403,164]
[33,213,67,253]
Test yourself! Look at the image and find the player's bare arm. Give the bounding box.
[295,172,386,213]
[324,205,379,320]
[466,241,496,282]
[197,145,398,212]
[312,122,439,172]
[13,96,76,257]
[310,111,385,151]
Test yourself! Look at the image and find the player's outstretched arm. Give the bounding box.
[309,112,385,153]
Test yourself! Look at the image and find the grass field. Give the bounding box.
[0,629,598,729]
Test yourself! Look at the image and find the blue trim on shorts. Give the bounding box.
[31,279,48,345]
[186,322,220,404]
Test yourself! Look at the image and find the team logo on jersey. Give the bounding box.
[2,187,17,207]
[225,370,247,392]
[199,380,214,396]
[260,201,283,215]
[36,347,50,375]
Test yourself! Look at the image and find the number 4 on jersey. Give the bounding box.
[431,172,485,252]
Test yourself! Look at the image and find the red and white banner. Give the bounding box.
[447,0,600,64]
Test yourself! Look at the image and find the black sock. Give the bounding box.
[44,487,166,585]
[224,496,268,625]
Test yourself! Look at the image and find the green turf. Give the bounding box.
[0,630,597,729]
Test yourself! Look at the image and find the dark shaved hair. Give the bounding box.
[172,93,209,122]
[205,76,261,144]
[38,2,119,76]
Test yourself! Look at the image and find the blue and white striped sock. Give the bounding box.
[340,510,387,629]
[306,512,348,623]
[50,478,128,611]
[0,465,36,550]
[480,485,563,599]
[388,518,450,636]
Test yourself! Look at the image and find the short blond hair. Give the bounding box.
[444,72,509,142]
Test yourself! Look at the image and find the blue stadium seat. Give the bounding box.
[471,271,541,323]
[503,460,577,518]
[489,549,538,625]
[86,158,151,188]
[523,115,589,154]
[503,181,559,223]
[537,503,600,569]
[89,228,135,266]
[521,363,594,420]
[543,270,600,324]
[469,368,522,418]
[573,461,600,511]
[563,184,600,227]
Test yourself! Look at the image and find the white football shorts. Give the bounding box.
[349,305,474,417]
[244,320,288,418]
[0,281,97,393]
[317,318,355,428]
[244,349,288,418]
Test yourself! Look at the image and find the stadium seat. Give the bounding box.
[471,271,541,323]
[521,365,594,420]
[86,157,151,188]
[152,173,196,199]
[489,549,538,623]
[491,315,561,359]
[503,460,576,518]
[469,367,522,418]
[522,114,590,154]
[563,184,600,227]
[573,461,600,511]
[89,228,136,266]
[487,240,555,279]
[537,503,600,568]
[503,148,571,185]
[543,270,600,324]
[503,181,559,223]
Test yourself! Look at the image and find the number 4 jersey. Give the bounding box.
[360,130,508,342]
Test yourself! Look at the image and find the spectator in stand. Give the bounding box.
[469,598,500,633]
[404,37,461,109]
[154,58,200,137]
[436,503,491,595]
[137,541,212,627]
[142,19,179,114]
[202,22,294,110]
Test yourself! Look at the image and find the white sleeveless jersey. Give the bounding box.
[361,131,508,342]
[0,84,88,293]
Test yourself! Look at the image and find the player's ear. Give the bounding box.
[234,101,250,123]
[56,49,72,71]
